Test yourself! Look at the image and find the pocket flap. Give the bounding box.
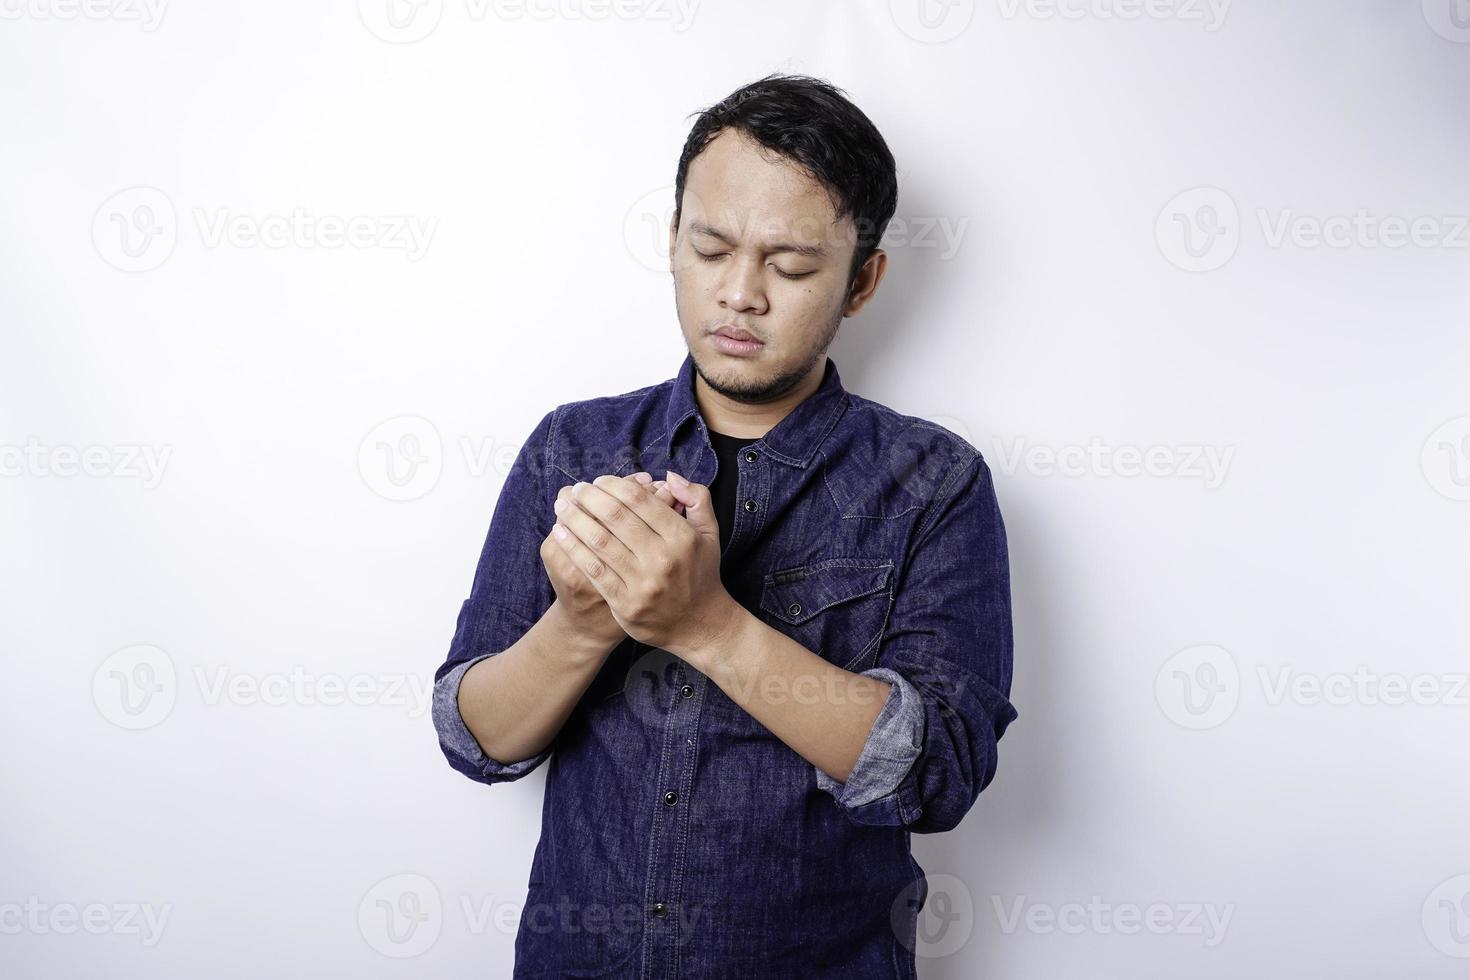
[759,559,893,626]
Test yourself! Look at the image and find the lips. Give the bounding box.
[713,326,762,344]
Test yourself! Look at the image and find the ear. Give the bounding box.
[843,248,888,315]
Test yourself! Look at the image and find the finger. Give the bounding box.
[554,485,639,581]
[651,481,686,516]
[586,473,687,542]
[542,520,576,570]
[566,476,669,554]
[650,482,683,515]
[550,514,627,597]
[560,480,657,516]
[662,470,711,530]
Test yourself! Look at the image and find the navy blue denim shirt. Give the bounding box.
[432,353,1017,979]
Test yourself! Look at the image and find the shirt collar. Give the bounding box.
[662,350,850,469]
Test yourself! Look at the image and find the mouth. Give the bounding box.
[712,325,762,343]
[710,327,765,357]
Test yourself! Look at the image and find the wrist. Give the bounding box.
[544,599,624,664]
[671,594,751,671]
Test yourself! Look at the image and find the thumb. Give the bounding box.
[664,471,716,538]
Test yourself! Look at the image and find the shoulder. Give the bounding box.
[824,393,988,521]
[839,391,984,466]
[543,376,676,482]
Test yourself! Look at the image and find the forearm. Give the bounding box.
[456,599,623,766]
[681,605,892,783]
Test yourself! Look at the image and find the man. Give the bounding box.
[432,73,1017,979]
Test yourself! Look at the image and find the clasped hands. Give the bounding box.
[538,469,739,661]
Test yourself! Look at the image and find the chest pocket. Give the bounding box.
[758,558,895,670]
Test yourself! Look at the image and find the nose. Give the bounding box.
[715,254,768,316]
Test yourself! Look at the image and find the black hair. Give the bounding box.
[673,72,899,290]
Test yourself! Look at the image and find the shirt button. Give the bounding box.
[680,684,694,698]
[788,602,802,617]
[664,791,679,806]
[743,499,757,512]
[652,902,669,918]
[743,450,757,462]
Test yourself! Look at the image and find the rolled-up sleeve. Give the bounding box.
[432,407,561,786]
[815,451,1017,833]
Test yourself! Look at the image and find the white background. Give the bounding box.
[3,1,1468,976]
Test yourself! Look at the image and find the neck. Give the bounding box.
[693,360,825,440]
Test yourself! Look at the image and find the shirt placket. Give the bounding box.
[641,427,770,979]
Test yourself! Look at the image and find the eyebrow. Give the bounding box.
[688,220,830,259]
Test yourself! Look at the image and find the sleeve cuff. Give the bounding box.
[814,667,925,809]
[432,652,551,781]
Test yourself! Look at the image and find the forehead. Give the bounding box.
[681,128,852,251]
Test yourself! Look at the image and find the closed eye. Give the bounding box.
[693,250,813,280]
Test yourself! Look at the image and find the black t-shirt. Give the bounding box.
[707,427,759,556]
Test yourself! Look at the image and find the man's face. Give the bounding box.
[669,128,865,404]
